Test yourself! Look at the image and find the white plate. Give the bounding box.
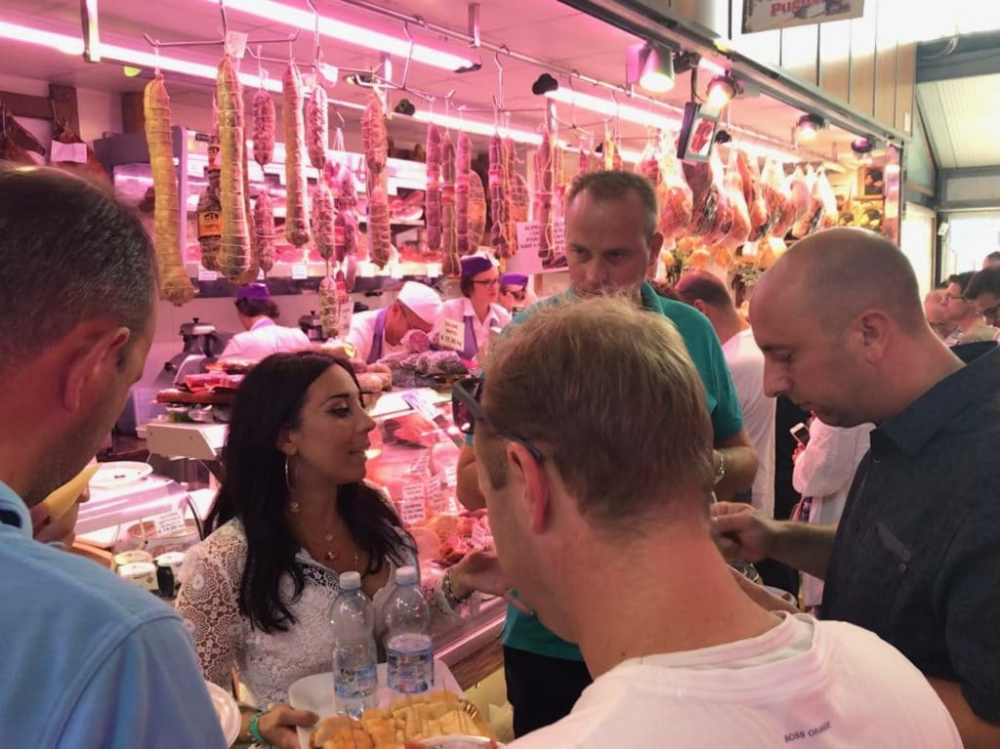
[289,660,461,749]
[89,461,153,489]
[205,681,241,747]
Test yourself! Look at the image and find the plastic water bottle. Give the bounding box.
[384,565,434,695]
[330,571,377,717]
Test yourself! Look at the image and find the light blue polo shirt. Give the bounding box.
[501,282,744,660]
[0,480,226,749]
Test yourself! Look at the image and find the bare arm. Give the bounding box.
[928,677,1000,749]
[713,430,758,502]
[712,502,837,580]
[456,443,486,511]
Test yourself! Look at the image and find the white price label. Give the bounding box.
[426,477,449,516]
[444,465,458,488]
[198,269,219,282]
[152,509,186,537]
[400,482,427,525]
[515,222,541,255]
[291,263,308,280]
[409,449,431,477]
[552,218,566,255]
[437,318,466,353]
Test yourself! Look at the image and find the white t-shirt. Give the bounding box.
[346,309,408,364]
[437,297,511,358]
[220,318,311,361]
[722,328,775,517]
[509,614,960,749]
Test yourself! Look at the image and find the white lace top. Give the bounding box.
[175,519,454,707]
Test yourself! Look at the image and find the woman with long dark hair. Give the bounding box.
[176,352,498,748]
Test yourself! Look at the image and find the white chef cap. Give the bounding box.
[396,281,442,325]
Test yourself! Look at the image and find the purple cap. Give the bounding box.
[501,273,528,288]
[236,283,270,302]
[460,255,494,279]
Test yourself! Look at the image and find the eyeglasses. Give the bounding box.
[501,287,526,301]
[451,376,545,463]
[472,278,499,287]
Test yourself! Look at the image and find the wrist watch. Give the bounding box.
[442,568,471,609]
[714,450,727,486]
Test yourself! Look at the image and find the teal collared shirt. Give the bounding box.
[501,282,744,660]
[0,480,227,748]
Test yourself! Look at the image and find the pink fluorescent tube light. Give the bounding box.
[0,18,364,111]
[413,110,543,147]
[214,0,476,72]
[545,87,683,131]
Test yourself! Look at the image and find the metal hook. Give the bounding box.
[305,0,322,66]
[400,21,415,92]
[219,0,229,37]
[490,48,506,115]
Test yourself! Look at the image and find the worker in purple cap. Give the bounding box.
[220,283,312,361]
[438,255,512,360]
[498,273,534,316]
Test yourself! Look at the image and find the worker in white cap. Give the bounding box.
[347,281,443,364]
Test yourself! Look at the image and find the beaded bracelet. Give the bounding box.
[249,710,268,746]
[442,569,471,610]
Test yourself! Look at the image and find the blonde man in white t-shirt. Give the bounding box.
[462,295,960,749]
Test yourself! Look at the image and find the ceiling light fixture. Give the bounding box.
[0,17,365,111]
[394,98,416,116]
[796,113,826,142]
[626,41,675,94]
[544,87,683,130]
[706,74,739,111]
[850,136,875,155]
[210,0,476,72]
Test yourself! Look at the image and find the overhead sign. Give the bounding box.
[743,0,864,34]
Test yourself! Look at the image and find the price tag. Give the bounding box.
[409,449,431,476]
[515,222,541,255]
[437,318,465,353]
[471,518,493,550]
[224,31,248,59]
[552,218,566,255]
[443,465,458,488]
[291,263,308,280]
[399,482,427,525]
[426,477,450,516]
[198,269,219,282]
[152,510,186,537]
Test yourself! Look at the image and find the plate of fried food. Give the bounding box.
[306,691,498,749]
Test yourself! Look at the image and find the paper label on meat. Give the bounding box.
[400,483,427,525]
[443,465,457,489]
[152,509,187,537]
[552,218,566,258]
[516,222,541,255]
[437,318,465,353]
[224,31,248,59]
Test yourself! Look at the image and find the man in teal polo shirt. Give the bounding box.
[456,170,757,736]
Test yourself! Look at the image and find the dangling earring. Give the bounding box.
[285,456,300,513]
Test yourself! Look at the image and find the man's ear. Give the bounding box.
[692,299,709,316]
[507,442,550,534]
[855,310,892,363]
[62,326,131,413]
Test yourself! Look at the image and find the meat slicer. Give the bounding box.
[160,318,229,387]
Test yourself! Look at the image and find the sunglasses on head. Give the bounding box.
[451,376,544,462]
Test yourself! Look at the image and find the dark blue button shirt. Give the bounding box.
[822,343,1000,722]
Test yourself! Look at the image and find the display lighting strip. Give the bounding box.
[212,0,476,73]
[0,18,365,111]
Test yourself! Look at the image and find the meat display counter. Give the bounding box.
[144,386,506,689]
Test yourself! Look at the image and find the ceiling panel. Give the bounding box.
[918,74,1000,169]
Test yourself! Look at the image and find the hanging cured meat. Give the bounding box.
[814,169,838,232]
[319,273,337,340]
[252,89,275,167]
[535,126,555,264]
[440,132,460,276]
[238,133,259,284]
[143,73,196,305]
[425,123,443,252]
[334,164,361,262]
[363,94,390,268]
[455,132,472,256]
[254,190,276,276]
[683,150,728,242]
[311,182,336,261]
[760,158,792,239]
[196,134,222,272]
[215,56,252,281]
[785,166,812,236]
[283,63,311,248]
[711,168,752,264]
[657,138,693,248]
[305,84,328,170]
[792,167,820,238]
[488,133,511,257]
[469,170,487,250]
[638,139,661,186]
[735,150,769,241]
[506,140,528,255]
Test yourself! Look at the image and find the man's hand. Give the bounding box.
[711,502,776,563]
[449,550,532,614]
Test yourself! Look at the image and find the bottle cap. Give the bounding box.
[339,571,362,591]
[395,565,418,586]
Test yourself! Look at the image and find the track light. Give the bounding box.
[627,41,675,94]
[394,98,416,116]
[531,73,559,96]
[851,136,875,155]
[714,129,732,144]
[796,114,826,142]
[706,74,739,112]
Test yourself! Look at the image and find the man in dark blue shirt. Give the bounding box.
[714,227,1000,748]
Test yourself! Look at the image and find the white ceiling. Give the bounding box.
[0,0,862,159]
[917,74,1000,169]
